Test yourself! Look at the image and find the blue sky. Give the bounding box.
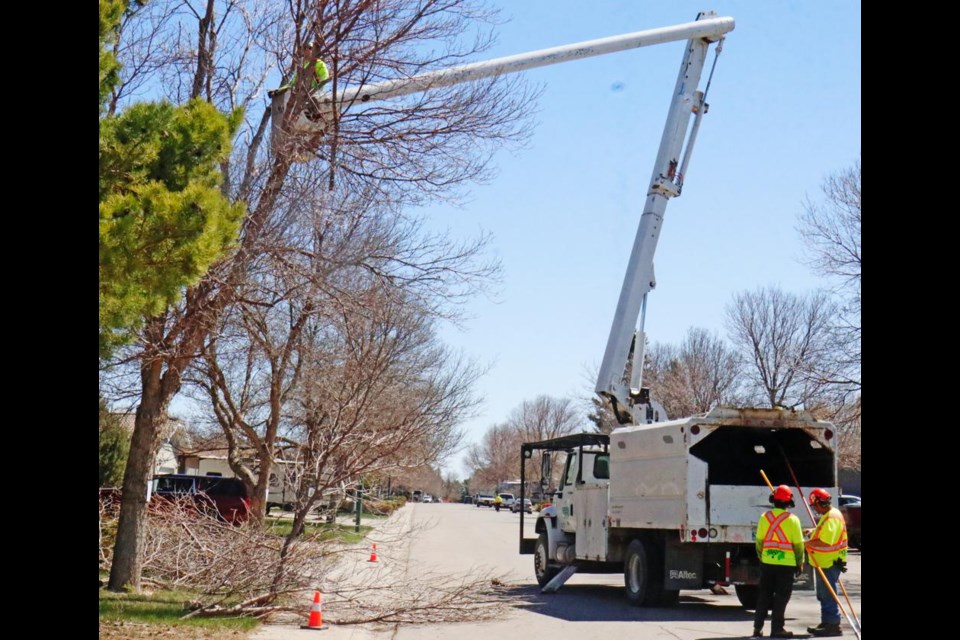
[419,1,862,478]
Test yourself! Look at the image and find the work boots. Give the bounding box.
[809,624,842,637]
[769,630,794,638]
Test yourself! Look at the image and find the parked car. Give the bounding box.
[422,494,433,503]
[475,493,494,507]
[510,498,534,514]
[152,474,251,523]
[838,495,861,550]
[412,490,423,502]
[497,493,516,509]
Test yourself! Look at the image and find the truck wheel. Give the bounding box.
[735,585,759,609]
[534,532,559,587]
[624,538,665,606]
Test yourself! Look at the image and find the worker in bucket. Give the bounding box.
[274,41,330,94]
[803,489,848,637]
[752,484,805,638]
[269,42,330,122]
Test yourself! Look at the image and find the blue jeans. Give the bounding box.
[815,563,843,624]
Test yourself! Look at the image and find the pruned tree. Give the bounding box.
[274,280,482,550]
[725,286,838,410]
[645,327,744,418]
[106,0,535,592]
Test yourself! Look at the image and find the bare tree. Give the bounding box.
[725,286,838,410]
[467,395,584,489]
[505,395,584,442]
[107,0,535,592]
[187,183,497,521]
[798,158,861,395]
[645,328,744,419]
[465,423,521,490]
[275,282,482,546]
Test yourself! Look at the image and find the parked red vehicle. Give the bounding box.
[151,474,251,523]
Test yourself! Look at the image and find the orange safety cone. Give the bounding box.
[300,590,327,630]
[368,542,378,562]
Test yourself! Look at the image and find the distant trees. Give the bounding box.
[467,395,585,487]
[645,328,743,418]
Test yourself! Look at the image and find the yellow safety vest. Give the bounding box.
[279,60,330,92]
[805,507,848,568]
[756,509,804,567]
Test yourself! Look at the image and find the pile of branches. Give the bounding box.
[101,503,513,624]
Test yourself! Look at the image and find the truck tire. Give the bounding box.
[624,538,665,606]
[534,532,559,587]
[735,584,759,609]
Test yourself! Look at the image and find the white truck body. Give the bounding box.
[520,408,838,606]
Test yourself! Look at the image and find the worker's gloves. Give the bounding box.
[795,565,804,578]
[835,560,847,573]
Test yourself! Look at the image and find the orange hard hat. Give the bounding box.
[772,485,793,501]
[809,488,832,505]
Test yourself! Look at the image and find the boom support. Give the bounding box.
[595,20,724,426]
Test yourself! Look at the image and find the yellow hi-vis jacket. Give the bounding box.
[805,507,848,568]
[756,508,805,567]
[279,60,330,92]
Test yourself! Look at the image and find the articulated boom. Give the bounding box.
[595,18,726,427]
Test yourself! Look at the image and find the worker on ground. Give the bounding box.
[804,488,848,637]
[494,492,503,512]
[752,484,805,638]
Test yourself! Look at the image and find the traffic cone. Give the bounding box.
[300,590,327,630]
[368,542,378,562]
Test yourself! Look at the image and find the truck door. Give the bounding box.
[556,452,578,532]
[574,452,610,560]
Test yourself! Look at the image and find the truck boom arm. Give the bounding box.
[275,15,733,135]
[595,17,726,426]
[315,16,733,108]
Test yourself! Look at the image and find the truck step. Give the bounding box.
[541,565,578,593]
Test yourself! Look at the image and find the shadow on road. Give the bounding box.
[497,583,756,623]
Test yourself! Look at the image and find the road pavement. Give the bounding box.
[254,502,861,640]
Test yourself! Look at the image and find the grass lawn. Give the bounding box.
[99,588,260,638]
[264,517,373,543]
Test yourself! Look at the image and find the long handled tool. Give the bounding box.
[759,470,861,640]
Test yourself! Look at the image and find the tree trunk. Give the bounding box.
[107,358,175,591]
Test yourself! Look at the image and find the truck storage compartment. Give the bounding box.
[690,425,834,488]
